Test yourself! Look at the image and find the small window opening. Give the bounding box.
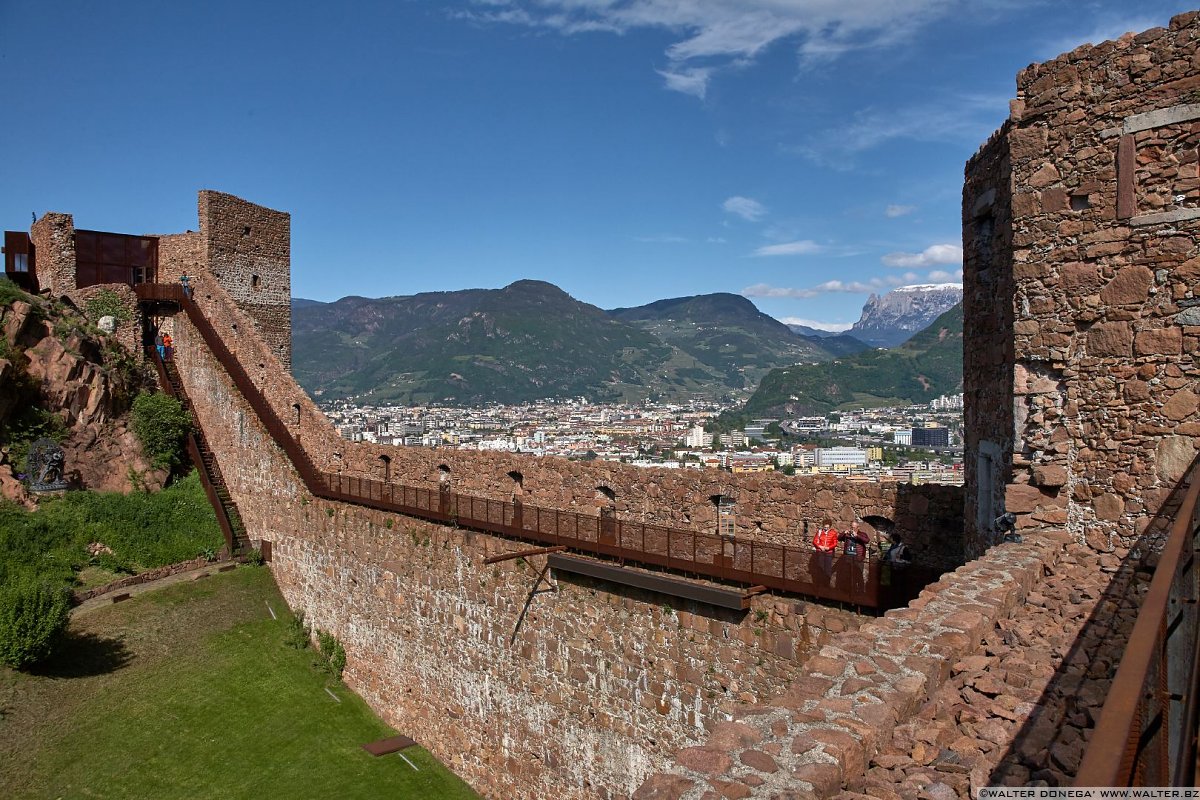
[292,403,301,425]
[242,225,251,237]
[595,485,616,504]
[1070,194,1090,211]
[711,494,736,537]
[507,470,524,496]
[13,253,28,273]
[438,464,451,484]
[379,454,391,483]
[251,274,261,290]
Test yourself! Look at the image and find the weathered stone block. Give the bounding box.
[1134,327,1183,355]
[1100,266,1155,305]
[1086,322,1133,357]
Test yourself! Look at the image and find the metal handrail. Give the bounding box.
[1075,463,1200,786]
[137,282,926,609]
[144,343,240,553]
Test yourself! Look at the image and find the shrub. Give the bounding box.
[283,612,310,650]
[316,630,346,680]
[243,548,264,567]
[83,290,132,326]
[0,578,71,670]
[0,278,31,307]
[130,392,192,470]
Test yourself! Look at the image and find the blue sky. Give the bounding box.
[2,1,1193,331]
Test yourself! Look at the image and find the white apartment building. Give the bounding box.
[815,446,869,468]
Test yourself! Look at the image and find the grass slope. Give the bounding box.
[0,471,224,587]
[0,567,477,799]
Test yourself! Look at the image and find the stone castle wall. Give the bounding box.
[964,12,1200,556]
[170,306,864,798]
[962,124,1017,556]
[197,190,292,369]
[29,212,76,297]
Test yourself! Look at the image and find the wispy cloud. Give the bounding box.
[658,67,713,99]
[460,1,964,97]
[881,243,962,268]
[743,274,908,299]
[794,93,1007,165]
[1039,15,1163,59]
[780,317,853,333]
[885,204,916,218]
[752,240,822,257]
[926,269,964,282]
[722,195,767,221]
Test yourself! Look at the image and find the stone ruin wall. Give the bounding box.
[964,12,1200,558]
[170,304,866,799]
[197,190,292,369]
[962,123,1017,555]
[28,212,77,297]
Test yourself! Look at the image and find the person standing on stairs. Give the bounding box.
[162,332,174,361]
[155,332,165,361]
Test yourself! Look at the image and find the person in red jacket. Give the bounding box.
[811,518,839,586]
[812,519,839,551]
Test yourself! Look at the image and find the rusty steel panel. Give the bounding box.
[76,229,158,289]
[1076,467,1200,786]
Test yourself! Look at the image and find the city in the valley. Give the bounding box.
[324,392,964,485]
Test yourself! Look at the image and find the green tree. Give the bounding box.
[130,392,192,470]
[0,578,71,669]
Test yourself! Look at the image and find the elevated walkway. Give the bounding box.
[136,282,933,610]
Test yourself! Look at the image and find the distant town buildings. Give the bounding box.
[323,393,964,486]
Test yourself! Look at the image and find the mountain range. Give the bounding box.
[291,281,961,407]
[849,283,963,347]
[715,301,964,430]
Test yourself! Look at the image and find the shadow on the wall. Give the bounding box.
[988,452,1199,786]
[550,569,748,625]
[893,481,968,569]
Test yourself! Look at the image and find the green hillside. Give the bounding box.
[717,302,963,427]
[293,281,679,405]
[292,285,853,405]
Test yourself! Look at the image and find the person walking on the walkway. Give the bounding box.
[155,332,165,360]
[162,332,174,361]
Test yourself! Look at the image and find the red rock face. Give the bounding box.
[0,297,164,500]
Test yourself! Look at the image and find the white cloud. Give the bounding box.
[743,275,892,298]
[706,236,728,244]
[752,240,822,257]
[927,269,964,282]
[881,243,962,268]
[461,1,963,97]
[722,195,767,221]
[885,204,916,218]
[780,317,853,333]
[657,67,713,99]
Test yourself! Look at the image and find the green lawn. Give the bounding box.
[0,567,477,799]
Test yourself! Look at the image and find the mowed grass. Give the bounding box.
[0,567,477,800]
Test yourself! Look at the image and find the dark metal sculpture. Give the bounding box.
[27,438,69,492]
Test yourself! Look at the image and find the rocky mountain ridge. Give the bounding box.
[849,283,964,347]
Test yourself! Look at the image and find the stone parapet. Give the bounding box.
[633,532,1071,799]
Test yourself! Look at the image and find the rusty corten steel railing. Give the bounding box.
[137,283,915,609]
[1075,463,1200,786]
[143,341,239,553]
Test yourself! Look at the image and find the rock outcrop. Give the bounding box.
[0,293,164,502]
[851,285,964,348]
